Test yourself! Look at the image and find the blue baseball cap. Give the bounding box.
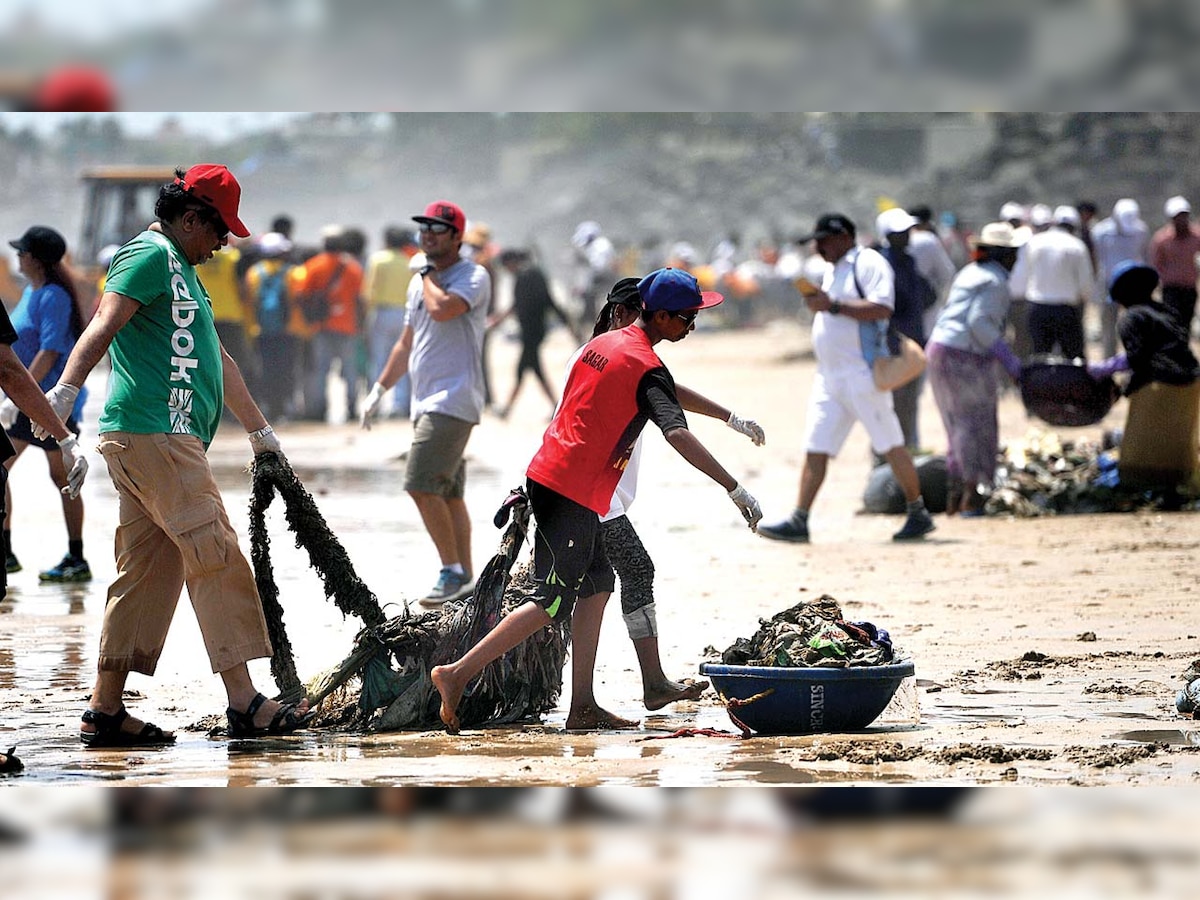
[637,267,724,313]
[1108,261,1158,307]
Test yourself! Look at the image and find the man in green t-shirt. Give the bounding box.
[37,164,313,747]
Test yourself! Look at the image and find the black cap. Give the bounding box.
[796,213,856,244]
[605,277,643,309]
[9,226,66,264]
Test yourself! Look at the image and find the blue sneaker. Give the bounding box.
[5,553,20,574]
[420,567,473,606]
[757,517,810,543]
[893,508,935,541]
[38,555,92,583]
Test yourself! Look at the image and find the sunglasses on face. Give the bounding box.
[670,310,698,326]
[419,223,452,235]
[188,206,229,239]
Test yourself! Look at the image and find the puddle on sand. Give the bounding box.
[1105,711,1162,720]
[1105,729,1200,746]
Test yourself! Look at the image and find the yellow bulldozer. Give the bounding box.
[73,165,176,309]
[2,165,176,315]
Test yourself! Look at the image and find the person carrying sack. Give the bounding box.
[758,212,935,544]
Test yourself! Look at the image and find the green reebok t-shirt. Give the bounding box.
[98,230,224,444]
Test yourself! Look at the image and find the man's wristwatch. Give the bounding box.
[419,264,435,277]
[828,299,843,315]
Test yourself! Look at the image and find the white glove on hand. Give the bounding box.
[57,435,88,499]
[408,252,429,273]
[31,382,80,441]
[726,411,765,446]
[248,425,282,456]
[360,382,385,430]
[0,398,17,431]
[728,483,763,531]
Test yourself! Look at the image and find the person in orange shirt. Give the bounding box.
[296,228,364,423]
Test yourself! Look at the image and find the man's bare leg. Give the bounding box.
[565,592,639,731]
[447,497,473,579]
[409,491,460,568]
[431,601,552,734]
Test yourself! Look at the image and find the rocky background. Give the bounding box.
[1,112,1198,284]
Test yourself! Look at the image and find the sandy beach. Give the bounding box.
[1,321,1198,786]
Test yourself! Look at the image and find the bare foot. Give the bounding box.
[644,678,709,711]
[430,665,463,734]
[565,703,640,731]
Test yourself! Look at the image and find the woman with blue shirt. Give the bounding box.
[1,226,90,582]
[925,222,1025,517]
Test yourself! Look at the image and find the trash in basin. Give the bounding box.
[699,659,915,735]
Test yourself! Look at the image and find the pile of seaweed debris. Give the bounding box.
[709,595,895,669]
[986,429,1199,517]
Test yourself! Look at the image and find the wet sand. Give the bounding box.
[2,322,1198,785]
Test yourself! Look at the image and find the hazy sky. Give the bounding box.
[0,0,211,41]
[0,112,305,140]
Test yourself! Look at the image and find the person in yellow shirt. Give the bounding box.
[364,227,418,419]
[199,242,256,411]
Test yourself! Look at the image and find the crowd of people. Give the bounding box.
[0,163,1196,761]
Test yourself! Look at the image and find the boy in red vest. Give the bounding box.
[432,268,761,733]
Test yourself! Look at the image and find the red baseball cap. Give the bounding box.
[174,164,251,238]
[413,200,466,233]
[35,66,115,112]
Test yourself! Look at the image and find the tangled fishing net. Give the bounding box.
[248,452,571,731]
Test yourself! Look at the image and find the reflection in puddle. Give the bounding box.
[1106,711,1161,720]
[720,759,819,784]
[1105,729,1200,746]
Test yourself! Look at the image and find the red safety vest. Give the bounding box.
[527,326,664,514]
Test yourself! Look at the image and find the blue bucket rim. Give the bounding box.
[699,659,915,681]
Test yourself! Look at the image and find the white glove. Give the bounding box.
[728,483,763,531]
[408,252,429,273]
[726,411,765,446]
[360,382,385,430]
[57,435,88,500]
[248,425,282,456]
[31,382,80,441]
[0,398,17,431]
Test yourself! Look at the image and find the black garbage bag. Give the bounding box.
[1020,356,1120,427]
[862,454,948,514]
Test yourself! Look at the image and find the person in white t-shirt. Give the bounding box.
[758,213,934,544]
[361,200,491,606]
[1008,205,1094,359]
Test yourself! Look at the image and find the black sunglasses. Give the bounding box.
[188,205,229,239]
[670,309,698,326]
[419,222,452,234]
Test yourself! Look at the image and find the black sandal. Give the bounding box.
[80,706,176,748]
[226,692,314,738]
[1,746,23,774]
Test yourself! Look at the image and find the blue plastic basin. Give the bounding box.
[699,659,916,735]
